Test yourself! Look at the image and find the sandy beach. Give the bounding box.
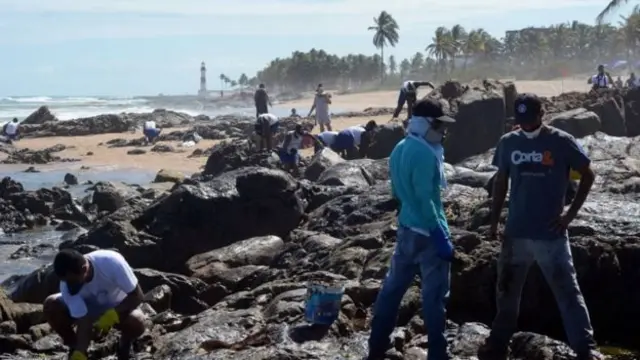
[282,79,591,112]
[4,79,589,175]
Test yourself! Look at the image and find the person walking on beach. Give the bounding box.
[254,84,272,118]
[279,124,319,176]
[308,84,333,132]
[331,121,377,159]
[254,113,280,151]
[587,64,613,90]
[366,99,456,360]
[143,119,161,144]
[478,93,601,360]
[391,80,435,121]
[3,118,20,141]
[43,249,146,360]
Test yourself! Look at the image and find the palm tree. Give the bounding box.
[219,74,226,90]
[449,24,467,72]
[368,11,399,84]
[598,0,631,24]
[426,27,454,78]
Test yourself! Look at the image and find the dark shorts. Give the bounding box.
[254,121,279,136]
[143,128,161,139]
[278,148,299,164]
[332,131,355,151]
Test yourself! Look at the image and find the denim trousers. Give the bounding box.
[485,237,596,356]
[368,225,451,360]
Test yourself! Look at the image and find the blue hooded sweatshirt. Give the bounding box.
[389,117,449,235]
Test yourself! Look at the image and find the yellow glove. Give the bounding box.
[70,350,87,360]
[93,308,120,335]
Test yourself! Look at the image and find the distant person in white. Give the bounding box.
[3,118,19,140]
[308,83,333,132]
[254,113,280,151]
[587,64,613,90]
[143,120,161,144]
[331,121,377,159]
[44,249,146,360]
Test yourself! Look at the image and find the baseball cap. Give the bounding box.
[412,98,456,123]
[514,93,543,124]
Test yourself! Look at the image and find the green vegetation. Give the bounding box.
[244,7,640,92]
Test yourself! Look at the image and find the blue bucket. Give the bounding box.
[304,283,344,325]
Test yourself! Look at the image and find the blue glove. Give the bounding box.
[430,224,453,261]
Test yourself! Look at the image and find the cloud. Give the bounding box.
[0,0,605,16]
[0,0,610,43]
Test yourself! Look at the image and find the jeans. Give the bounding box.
[368,226,451,360]
[485,237,596,355]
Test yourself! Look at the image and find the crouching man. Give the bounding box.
[44,249,146,360]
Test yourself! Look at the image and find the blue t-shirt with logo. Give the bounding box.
[492,126,590,240]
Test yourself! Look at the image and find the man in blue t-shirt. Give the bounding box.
[479,93,601,360]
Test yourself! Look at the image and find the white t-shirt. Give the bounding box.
[345,126,366,146]
[258,113,279,125]
[5,122,18,135]
[60,250,138,319]
[317,131,338,146]
[402,81,416,92]
[284,131,303,152]
[591,74,608,88]
[144,120,156,130]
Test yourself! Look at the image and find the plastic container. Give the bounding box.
[304,283,344,325]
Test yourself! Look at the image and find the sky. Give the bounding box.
[0,0,635,97]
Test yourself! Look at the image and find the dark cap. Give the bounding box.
[412,99,456,123]
[514,93,543,124]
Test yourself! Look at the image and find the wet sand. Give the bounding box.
[7,115,389,174]
[4,79,589,175]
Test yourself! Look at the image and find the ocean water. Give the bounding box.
[0,165,157,282]
[0,95,310,123]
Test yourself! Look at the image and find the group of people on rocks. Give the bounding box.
[253,82,379,175]
[43,81,601,360]
[365,84,601,359]
[590,63,640,90]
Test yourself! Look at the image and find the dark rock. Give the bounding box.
[63,173,78,186]
[21,106,58,125]
[547,108,601,138]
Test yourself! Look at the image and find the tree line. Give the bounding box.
[217,5,640,92]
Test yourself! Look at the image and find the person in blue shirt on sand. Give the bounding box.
[478,93,601,360]
[366,98,456,360]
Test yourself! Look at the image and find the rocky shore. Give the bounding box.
[0,81,639,359]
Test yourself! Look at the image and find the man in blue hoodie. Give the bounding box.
[366,99,456,360]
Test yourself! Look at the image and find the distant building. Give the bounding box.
[198,61,207,98]
[505,27,553,39]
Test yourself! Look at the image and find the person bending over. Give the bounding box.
[479,93,601,360]
[391,80,435,121]
[143,120,161,144]
[331,121,377,159]
[254,113,280,151]
[3,118,20,142]
[279,124,319,176]
[44,249,146,360]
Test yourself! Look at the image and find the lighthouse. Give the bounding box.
[198,61,207,98]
